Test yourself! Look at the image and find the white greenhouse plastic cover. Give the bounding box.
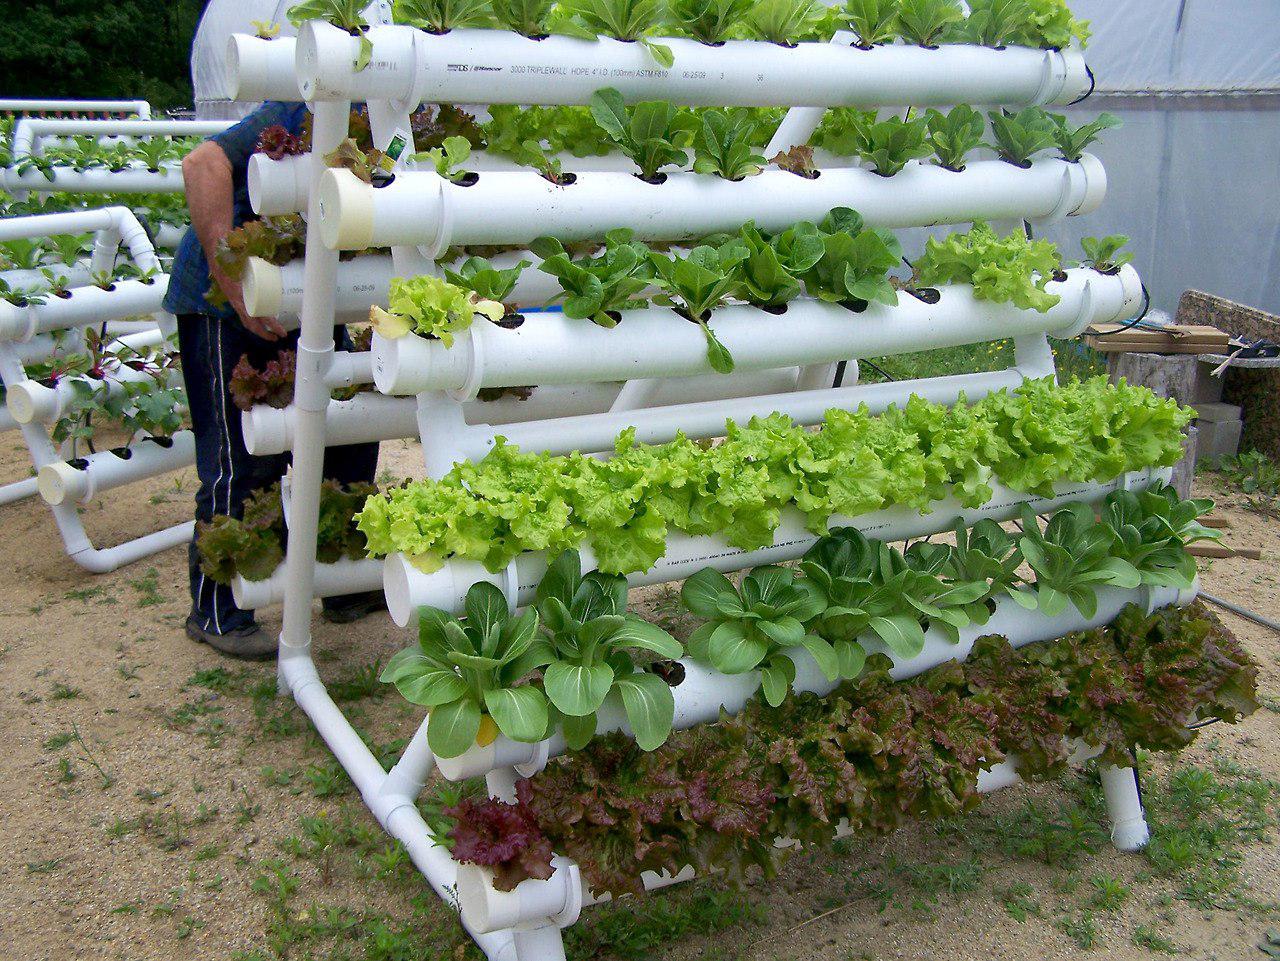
[191,1,296,120]
[1037,0,1280,316]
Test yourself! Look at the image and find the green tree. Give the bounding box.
[0,0,205,110]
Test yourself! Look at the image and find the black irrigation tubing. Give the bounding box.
[1199,591,1280,636]
[1089,282,1152,338]
[1068,64,1098,106]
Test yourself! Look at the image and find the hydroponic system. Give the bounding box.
[194,2,1255,958]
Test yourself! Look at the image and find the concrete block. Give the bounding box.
[1194,402,1243,424]
[1195,418,1243,466]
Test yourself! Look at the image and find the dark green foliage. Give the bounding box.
[196,480,376,584]
[448,601,1257,894]
[0,1,203,109]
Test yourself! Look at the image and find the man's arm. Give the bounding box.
[181,140,286,341]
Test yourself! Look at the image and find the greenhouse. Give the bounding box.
[1,1,1278,959]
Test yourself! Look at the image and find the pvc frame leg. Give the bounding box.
[0,476,39,506]
[1100,763,1151,851]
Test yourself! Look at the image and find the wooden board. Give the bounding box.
[1188,543,1263,560]
[1084,323,1230,354]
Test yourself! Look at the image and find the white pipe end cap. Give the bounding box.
[1072,153,1108,218]
[242,257,284,318]
[38,461,84,506]
[317,168,375,251]
[4,380,52,425]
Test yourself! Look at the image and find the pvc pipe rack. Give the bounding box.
[241,24,1089,107]
[0,208,191,571]
[373,267,1139,396]
[235,20,1183,961]
[0,99,152,118]
[383,467,1171,627]
[319,155,1105,252]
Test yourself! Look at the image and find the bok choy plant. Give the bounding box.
[682,566,832,706]
[649,244,748,373]
[589,88,694,181]
[535,550,683,750]
[380,583,551,758]
[530,229,654,328]
[1011,502,1141,618]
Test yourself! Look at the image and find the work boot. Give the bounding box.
[185,615,277,660]
[321,589,388,624]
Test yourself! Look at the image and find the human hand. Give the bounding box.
[218,272,287,341]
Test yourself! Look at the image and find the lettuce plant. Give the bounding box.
[649,244,748,372]
[809,107,878,156]
[1080,235,1132,274]
[925,105,987,172]
[393,0,493,32]
[1101,486,1219,589]
[484,105,615,159]
[589,88,693,181]
[1050,112,1121,163]
[490,0,554,35]
[842,0,900,46]
[735,220,823,308]
[742,0,827,45]
[530,228,654,327]
[1018,0,1090,49]
[444,792,554,891]
[668,0,754,43]
[506,139,571,184]
[381,582,550,758]
[801,210,901,306]
[1012,502,1141,618]
[229,350,296,411]
[692,110,767,180]
[682,566,833,706]
[960,0,1031,46]
[769,144,818,178]
[552,0,673,65]
[988,107,1058,166]
[912,221,1062,311]
[413,135,472,182]
[907,519,1024,610]
[443,256,529,310]
[856,114,932,176]
[535,550,682,750]
[286,0,373,69]
[369,274,503,344]
[893,0,963,46]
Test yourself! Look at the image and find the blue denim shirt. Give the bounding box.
[162,102,309,318]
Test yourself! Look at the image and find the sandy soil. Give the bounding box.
[1,431,1278,961]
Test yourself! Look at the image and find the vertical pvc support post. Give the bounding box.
[277,98,352,671]
[1100,764,1151,851]
[765,29,854,393]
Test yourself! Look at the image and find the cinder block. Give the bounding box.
[1196,418,1243,465]
[1194,402,1242,424]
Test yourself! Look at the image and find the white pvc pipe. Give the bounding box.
[243,392,416,454]
[0,207,160,270]
[373,268,1140,397]
[233,556,384,609]
[244,252,565,321]
[9,118,228,158]
[2,166,186,194]
[0,99,152,118]
[319,155,1106,252]
[248,153,309,217]
[6,364,183,426]
[434,577,1189,781]
[225,34,306,102]
[0,264,94,292]
[37,431,195,505]
[286,23,1087,107]
[384,467,1171,628]
[1100,763,1151,851]
[0,278,168,341]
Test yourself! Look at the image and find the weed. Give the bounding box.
[42,731,73,751]
[26,857,65,873]
[998,882,1041,921]
[1090,873,1130,911]
[994,796,1107,866]
[1058,911,1098,949]
[130,567,164,607]
[50,681,81,700]
[70,722,114,789]
[328,659,384,703]
[234,786,261,824]
[1133,923,1178,953]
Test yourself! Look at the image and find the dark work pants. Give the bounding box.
[177,313,379,634]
